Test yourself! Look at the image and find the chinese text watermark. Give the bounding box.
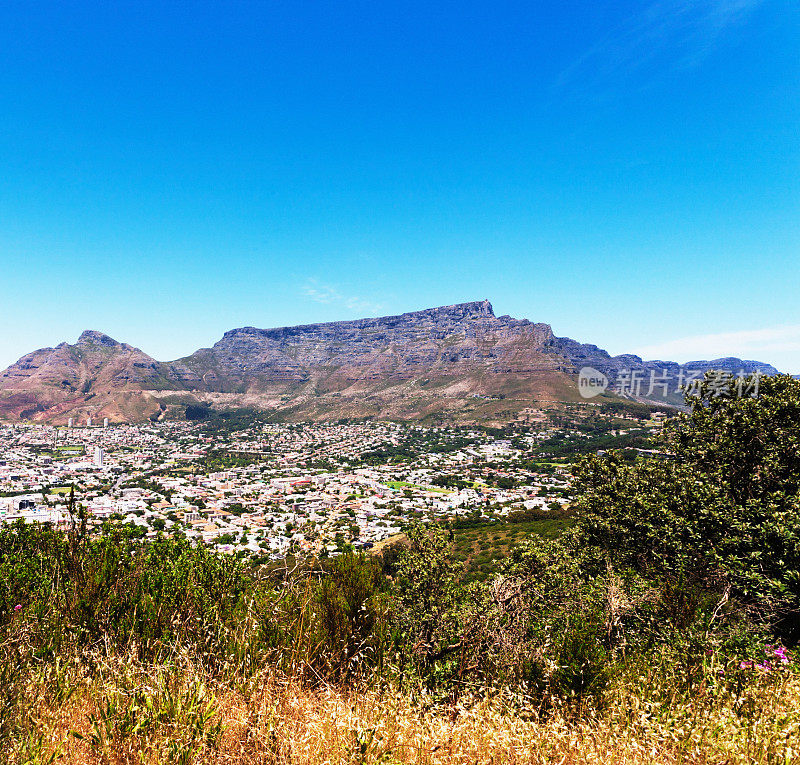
[578,367,762,400]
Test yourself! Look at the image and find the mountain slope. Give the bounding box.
[167,301,569,389]
[0,302,779,423]
[0,331,176,421]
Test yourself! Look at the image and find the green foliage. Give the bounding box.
[431,474,472,489]
[666,374,800,503]
[598,400,659,419]
[184,403,211,420]
[450,514,575,582]
[497,536,613,705]
[3,378,800,728]
[71,674,222,759]
[575,373,800,643]
[195,407,271,434]
[359,429,486,465]
[312,551,388,678]
[197,450,263,470]
[389,525,467,677]
[535,429,653,459]
[0,519,251,661]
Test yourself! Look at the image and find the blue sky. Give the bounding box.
[1,1,798,370]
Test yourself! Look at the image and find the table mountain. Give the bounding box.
[0,302,778,423]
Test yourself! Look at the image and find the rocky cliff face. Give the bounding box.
[0,302,780,423]
[166,301,568,392]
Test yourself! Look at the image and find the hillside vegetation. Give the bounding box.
[2,373,800,763]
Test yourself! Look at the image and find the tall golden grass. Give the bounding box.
[9,649,799,765]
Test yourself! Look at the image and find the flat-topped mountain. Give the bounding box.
[0,301,779,423]
[167,300,569,391]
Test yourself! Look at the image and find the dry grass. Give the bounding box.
[9,654,800,765]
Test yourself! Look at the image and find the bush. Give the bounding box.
[0,519,251,661]
[312,551,388,678]
[575,373,800,643]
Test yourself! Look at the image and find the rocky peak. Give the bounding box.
[77,330,121,347]
[413,300,495,320]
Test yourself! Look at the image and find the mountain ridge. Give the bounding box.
[0,301,779,423]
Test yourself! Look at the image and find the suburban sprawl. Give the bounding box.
[0,405,664,567]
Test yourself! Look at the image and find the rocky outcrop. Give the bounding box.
[550,335,777,404]
[0,331,177,394]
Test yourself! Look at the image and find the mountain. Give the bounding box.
[0,331,174,422]
[0,302,779,423]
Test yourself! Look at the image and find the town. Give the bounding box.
[0,405,662,563]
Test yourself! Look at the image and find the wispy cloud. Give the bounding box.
[633,324,800,364]
[555,0,766,98]
[301,279,385,316]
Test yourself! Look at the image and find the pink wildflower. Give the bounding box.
[773,646,790,664]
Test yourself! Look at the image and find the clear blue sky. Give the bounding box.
[1,1,798,370]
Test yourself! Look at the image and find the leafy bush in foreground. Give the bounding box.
[575,373,800,644]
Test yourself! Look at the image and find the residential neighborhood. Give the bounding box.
[0,415,616,560]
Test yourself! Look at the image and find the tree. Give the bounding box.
[185,404,210,421]
[574,373,800,642]
[390,524,464,666]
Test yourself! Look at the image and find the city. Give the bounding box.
[0,407,659,565]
